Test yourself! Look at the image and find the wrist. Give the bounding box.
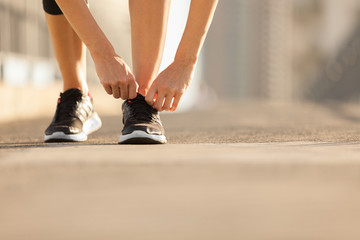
[89,40,116,60]
[173,54,198,68]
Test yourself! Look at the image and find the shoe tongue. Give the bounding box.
[127,93,158,116]
[126,93,145,104]
[60,88,83,100]
[133,93,145,101]
[136,93,145,100]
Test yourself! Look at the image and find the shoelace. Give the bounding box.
[127,97,157,122]
[54,94,82,123]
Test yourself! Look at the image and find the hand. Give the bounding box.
[145,60,195,112]
[93,53,138,100]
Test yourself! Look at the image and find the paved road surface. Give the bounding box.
[1,101,360,240]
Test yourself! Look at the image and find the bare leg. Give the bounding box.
[129,0,171,96]
[45,13,88,94]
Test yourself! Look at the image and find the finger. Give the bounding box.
[145,85,157,106]
[153,92,165,111]
[103,85,113,95]
[120,83,128,100]
[128,79,138,99]
[162,95,174,111]
[112,85,121,99]
[170,93,183,112]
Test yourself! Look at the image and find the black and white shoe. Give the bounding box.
[118,93,167,144]
[44,88,102,142]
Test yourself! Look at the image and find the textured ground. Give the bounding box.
[1,101,360,240]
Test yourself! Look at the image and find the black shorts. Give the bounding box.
[43,0,88,15]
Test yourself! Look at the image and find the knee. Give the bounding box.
[42,0,63,15]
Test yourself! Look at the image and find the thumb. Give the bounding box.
[145,83,157,106]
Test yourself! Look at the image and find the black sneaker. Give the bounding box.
[118,93,167,144]
[44,88,102,142]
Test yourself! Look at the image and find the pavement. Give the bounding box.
[1,100,360,240]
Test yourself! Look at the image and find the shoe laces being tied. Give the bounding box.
[126,96,158,122]
[55,91,83,123]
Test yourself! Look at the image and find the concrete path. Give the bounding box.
[1,101,360,240]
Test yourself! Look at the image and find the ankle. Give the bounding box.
[137,87,149,96]
[63,84,89,95]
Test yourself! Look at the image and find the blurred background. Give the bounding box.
[1,0,360,122]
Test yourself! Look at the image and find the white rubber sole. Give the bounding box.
[44,113,102,142]
[118,130,167,144]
